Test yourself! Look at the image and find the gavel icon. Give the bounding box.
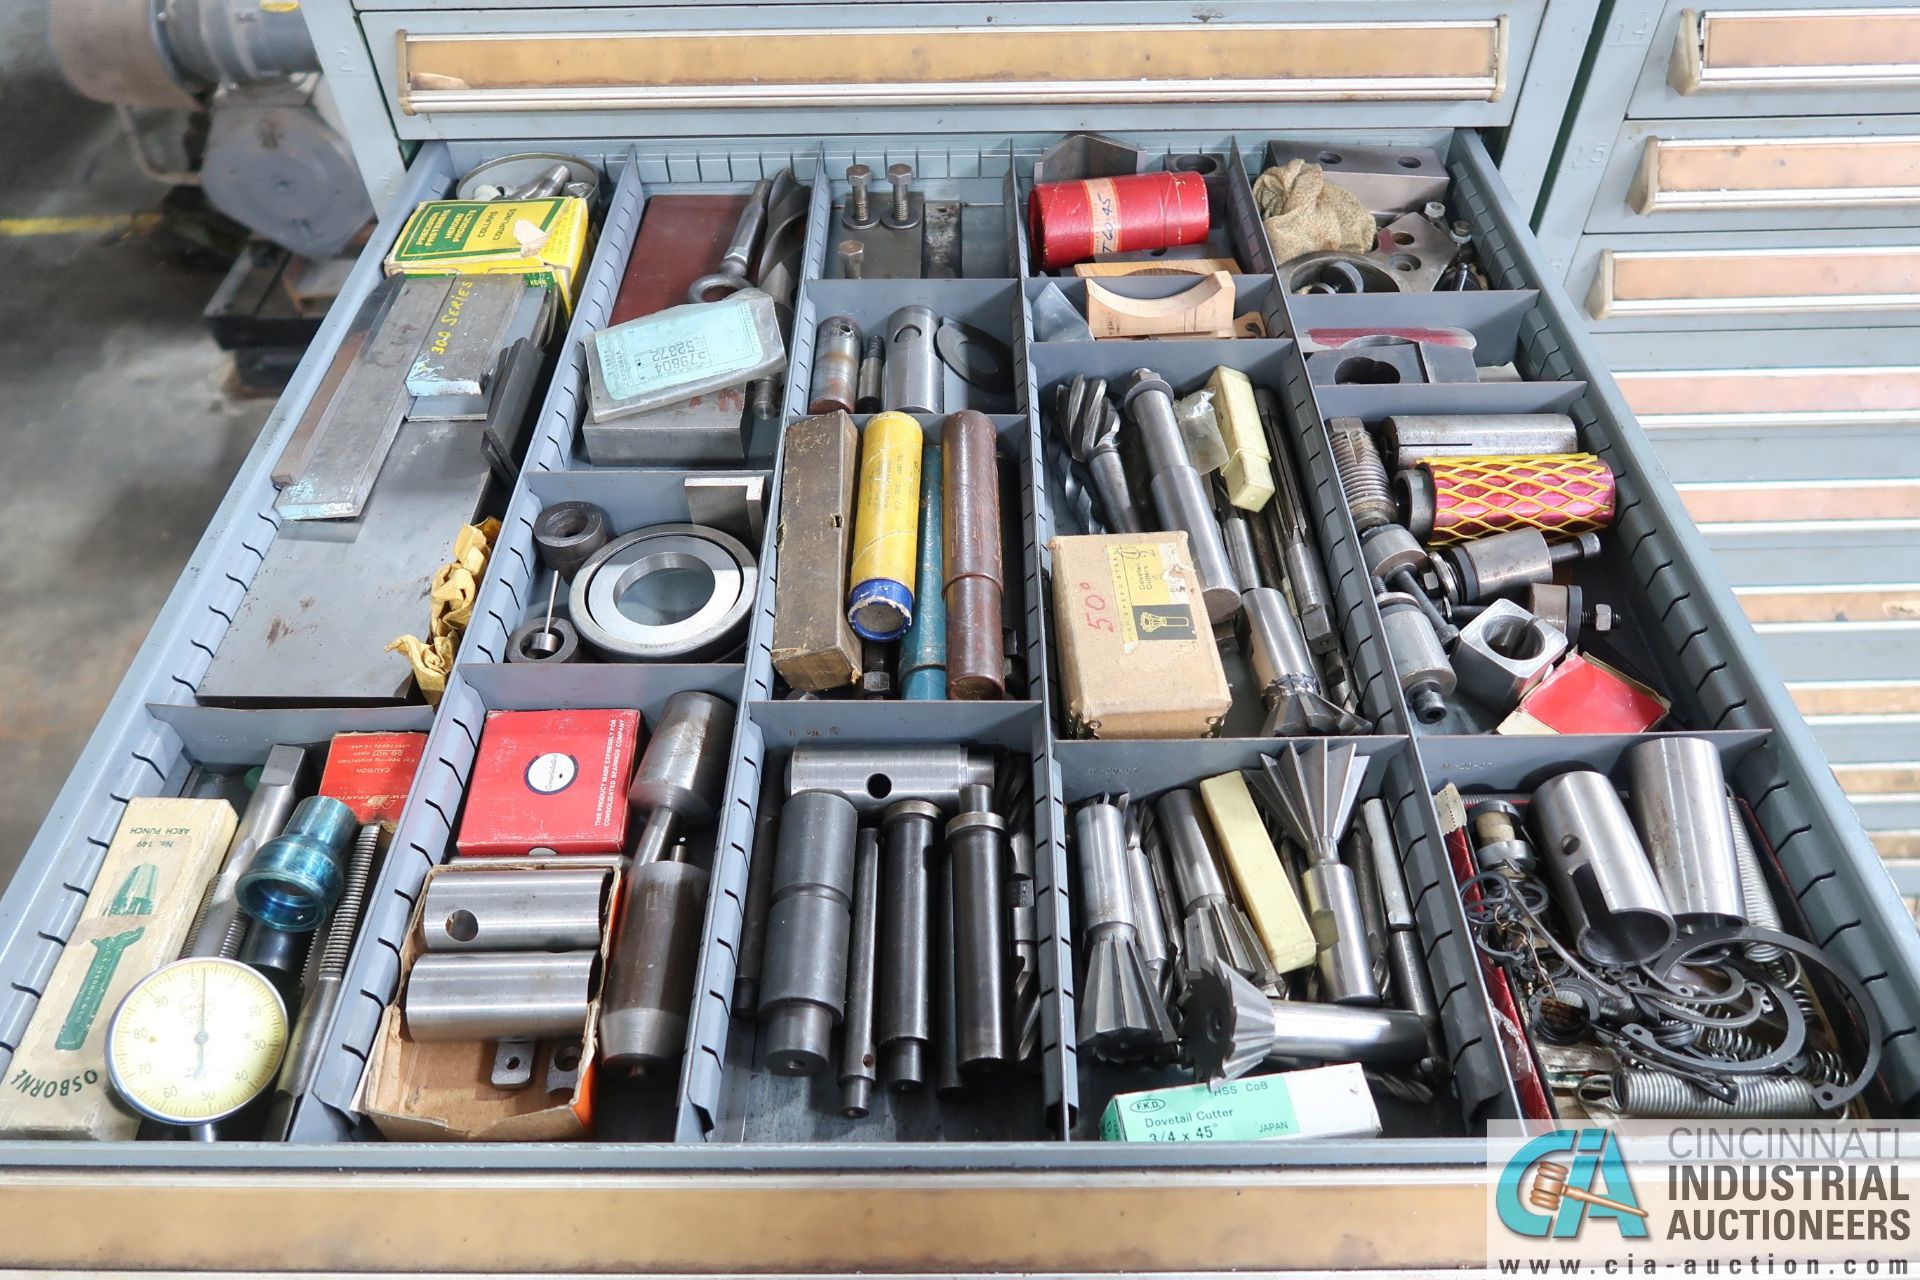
[1527,1160,1649,1219]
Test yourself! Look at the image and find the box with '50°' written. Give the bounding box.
[1050,531,1232,739]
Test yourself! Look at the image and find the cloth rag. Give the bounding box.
[1253,161,1378,263]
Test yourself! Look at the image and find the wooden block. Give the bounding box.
[1198,772,1317,975]
[772,412,862,691]
[1071,258,1242,278]
[1085,272,1235,341]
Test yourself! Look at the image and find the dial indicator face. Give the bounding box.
[106,958,288,1125]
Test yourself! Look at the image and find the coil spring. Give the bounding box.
[1699,1027,1774,1061]
[1800,1049,1848,1087]
[1609,1070,1830,1119]
[1329,424,1395,531]
[1651,1016,1699,1049]
[1725,794,1785,966]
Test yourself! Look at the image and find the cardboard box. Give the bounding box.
[319,731,427,828]
[384,197,590,313]
[360,860,616,1141]
[455,709,640,856]
[771,412,862,691]
[0,798,236,1139]
[1098,1064,1381,1143]
[1050,532,1232,738]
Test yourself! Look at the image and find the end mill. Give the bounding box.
[1155,788,1271,986]
[1074,800,1176,1061]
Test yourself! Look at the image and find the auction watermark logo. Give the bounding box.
[1486,1122,1920,1276]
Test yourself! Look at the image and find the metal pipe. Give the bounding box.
[1362,799,1440,1050]
[1531,771,1676,967]
[883,305,942,413]
[419,868,608,953]
[787,745,995,814]
[628,691,737,868]
[758,791,859,1076]
[190,744,308,959]
[599,859,709,1070]
[947,784,1012,1074]
[1625,737,1746,931]
[1253,388,1336,653]
[839,829,881,1117]
[808,315,862,414]
[878,799,939,1092]
[1382,414,1579,469]
[404,951,595,1042]
[1123,369,1240,622]
[898,445,948,700]
[941,410,1006,699]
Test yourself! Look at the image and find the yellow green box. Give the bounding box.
[385,197,589,312]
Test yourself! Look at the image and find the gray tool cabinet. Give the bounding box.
[1533,0,1920,877]
[3,5,1916,1274]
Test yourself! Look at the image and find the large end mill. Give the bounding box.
[1252,743,1380,1005]
[1154,789,1272,986]
[1073,799,1176,1062]
[1184,958,1433,1083]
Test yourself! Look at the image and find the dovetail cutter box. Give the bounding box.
[454,710,640,856]
[1050,531,1232,738]
[1098,1064,1381,1143]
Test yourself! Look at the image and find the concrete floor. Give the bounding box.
[0,3,274,885]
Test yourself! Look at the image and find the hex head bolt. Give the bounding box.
[838,239,865,280]
[758,791,860,1076]
[884,163,920,229]
[843,163,876,228]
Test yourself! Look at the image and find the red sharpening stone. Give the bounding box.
[456,709,641,856]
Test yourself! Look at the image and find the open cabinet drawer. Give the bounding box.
[2,45,1916,1280]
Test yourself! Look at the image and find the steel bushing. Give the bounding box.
[568,523,758,661]
[533,501,611,580]
[507,616,583,664]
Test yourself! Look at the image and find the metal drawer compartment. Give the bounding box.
[3,119,1917,1273]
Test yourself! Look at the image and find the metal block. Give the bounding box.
[276,275,452,521]
[202,418,493,705]
[1262,140,1449,217]
[581,386,751,465]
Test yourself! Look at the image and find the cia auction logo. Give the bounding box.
[1498,1128,1650,1240]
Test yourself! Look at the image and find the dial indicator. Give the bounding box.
[106,958,288,1126]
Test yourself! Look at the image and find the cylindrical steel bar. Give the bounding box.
[839,829,881,1117]
[948,784,1012,1074]
[878,799,939,1091]
[941,410,1006,699]
[404,951,594,1042]
[1532,771,1675,967]
[600,860,708,1069]
[758,790,859,1076]
[420,868,608,953]
[808,315,862,414]
[787,745,995,814]
[1626,737,1746,931]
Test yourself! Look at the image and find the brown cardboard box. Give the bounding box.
[359,859,617,1141]
[0,797,236,1139]
[771,412,862,691]
[1050,532,1233,738]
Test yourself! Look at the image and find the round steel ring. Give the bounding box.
[570,524,757,661]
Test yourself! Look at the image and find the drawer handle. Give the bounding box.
[1672,7,1920,94]
[1632,135,1920,214]
[1589,246,1920,319]
[1617,366,1920,427]
[393,21,1509,114]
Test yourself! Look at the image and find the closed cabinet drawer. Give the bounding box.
[1586,116,1920,234]
[1573,229,1920,326]
[359,2,1543,140]
[1630,1,1920,118]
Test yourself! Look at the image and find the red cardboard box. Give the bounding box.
[320,732,428,827]
[456,709,641,855]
